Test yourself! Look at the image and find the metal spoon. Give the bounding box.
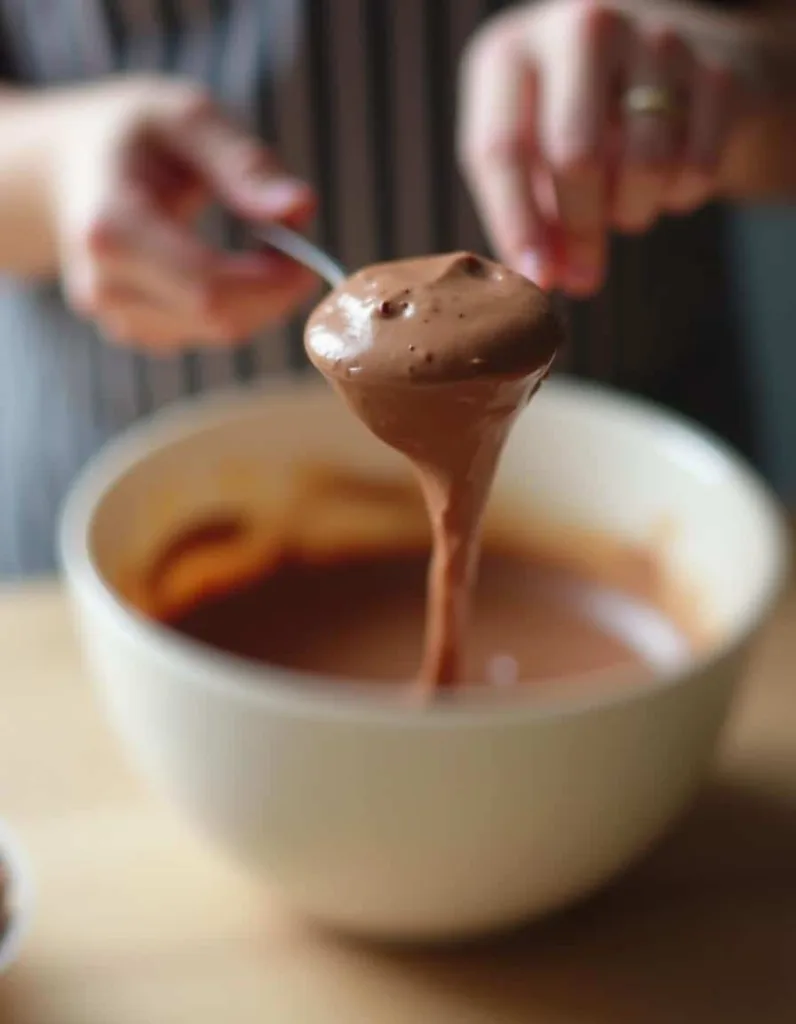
[255,222,347,288]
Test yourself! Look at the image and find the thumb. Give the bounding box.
[166,100,316,227]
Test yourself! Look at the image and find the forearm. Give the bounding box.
[0,86,64,276]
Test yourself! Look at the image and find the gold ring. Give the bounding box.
[622,85,679,117]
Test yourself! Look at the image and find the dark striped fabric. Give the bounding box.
[0,0,752,575]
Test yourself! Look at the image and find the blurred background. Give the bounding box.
[0,0,793,575]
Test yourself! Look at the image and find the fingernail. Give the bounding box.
[257,177,314,216]
[517,249,545,284]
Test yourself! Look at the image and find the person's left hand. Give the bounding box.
[53,76,318,350]
[458,0,762,296]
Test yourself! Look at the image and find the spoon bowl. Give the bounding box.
[60,377,789,941]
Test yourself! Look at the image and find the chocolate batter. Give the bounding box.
[164,542,691,690]
[305,252,562,691]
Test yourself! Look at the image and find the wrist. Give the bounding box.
[6,78,165,277]
[0,87,69,275]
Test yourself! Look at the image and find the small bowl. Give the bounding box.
[59,378,789,942]
[0,819,35,972]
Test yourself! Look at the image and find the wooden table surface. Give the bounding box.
[0,576,794,1024]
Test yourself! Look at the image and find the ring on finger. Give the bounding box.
[622,84,681,118]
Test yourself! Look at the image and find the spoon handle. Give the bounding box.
[255,223,347,288]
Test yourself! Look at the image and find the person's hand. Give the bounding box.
[52,76,317,350]
[459,0,764,296]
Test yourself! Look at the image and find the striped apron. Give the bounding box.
[0,0,755,574]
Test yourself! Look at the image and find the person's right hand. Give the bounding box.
[52,76,317,350]
[459,0,766,297]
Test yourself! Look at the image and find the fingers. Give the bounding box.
[80,257,317,352]
[70,255,317,351]
[458,18,553,287]
[85,196,218,313]
[612,30,693,233]
[82,285,222,350]
[459,2,745,298]
[535,4,626,294]
[206,255,318,337]
[612,26,739,230]
[58,80,321,351]
[459,4,623,296]
[161,91,317,228]
[66,198,317,350]
[665,62,737,212]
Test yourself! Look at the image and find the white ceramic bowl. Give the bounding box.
[0,818,35,972]
[60,377,789,941]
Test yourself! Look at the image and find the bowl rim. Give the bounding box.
[0,817,35,973]
[58,375,792,726]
